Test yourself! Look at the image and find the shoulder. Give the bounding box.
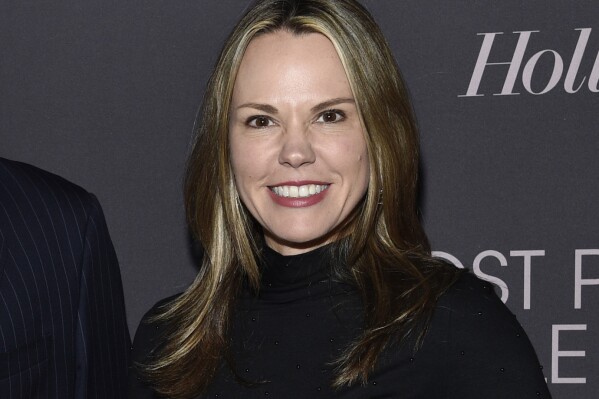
[434,272,529,350]
[138,294,182,325]
[0,157,91,201]
[433,271,536,348]
[131,294,182,363]
[0,157,99,223]
[437,271,511,320]
[128,295,181,398]
[128,295,181,395]
[429,272,550,397]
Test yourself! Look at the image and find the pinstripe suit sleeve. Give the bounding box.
[74,194,130,398]
[0,158,130,398]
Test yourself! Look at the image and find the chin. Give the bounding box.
[266,229,334,251]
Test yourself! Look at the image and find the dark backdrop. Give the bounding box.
[1,1,597,397]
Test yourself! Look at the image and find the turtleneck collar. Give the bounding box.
[236,243,357,305]
[261,245,331,287]
[250,244,335,303]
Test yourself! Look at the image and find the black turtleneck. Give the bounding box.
[128,246,552,398]
[252,244,343,301]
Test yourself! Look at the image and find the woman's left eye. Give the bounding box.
[316,110,345,123]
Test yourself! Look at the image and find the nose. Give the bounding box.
[278,124,316,168]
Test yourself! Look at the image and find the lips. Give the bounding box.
[270,183,329,198]
[268,181,330,207]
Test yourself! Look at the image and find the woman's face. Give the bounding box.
[229,31,369,255]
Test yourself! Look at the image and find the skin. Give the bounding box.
[229,30,369,255]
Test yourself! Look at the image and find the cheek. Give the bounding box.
[229,139,251,200]
[343,137,369,173]
[229,137,243,170]
[351,139,370,191]
[229,137,266,212]
[357,154,370,192]
[229,136,253,177]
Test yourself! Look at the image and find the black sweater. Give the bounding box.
[128,246,552,398]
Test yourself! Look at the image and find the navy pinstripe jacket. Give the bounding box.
[0,158,130,398]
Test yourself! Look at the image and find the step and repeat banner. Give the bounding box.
[1,1,597,397]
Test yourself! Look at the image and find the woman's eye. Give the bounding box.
[316,110,345,123]
[247,116,273,128]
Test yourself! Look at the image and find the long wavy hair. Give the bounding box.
[141,0,460,397]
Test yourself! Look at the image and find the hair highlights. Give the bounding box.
[140,1,460,397]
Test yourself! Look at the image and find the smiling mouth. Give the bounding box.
[270,184,329,198]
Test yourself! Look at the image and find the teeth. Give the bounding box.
[271,184,328,198]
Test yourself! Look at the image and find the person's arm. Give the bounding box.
[74,195,130,398]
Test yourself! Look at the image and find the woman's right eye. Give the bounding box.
[246,116,274,128]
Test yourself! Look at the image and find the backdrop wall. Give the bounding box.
[1,1,597,397]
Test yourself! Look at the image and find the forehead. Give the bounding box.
[232,30,353,103]
[243,30,340,64]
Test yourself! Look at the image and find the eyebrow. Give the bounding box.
[235,97,355,114]
[235,102,278,114]
[311,97,355,113]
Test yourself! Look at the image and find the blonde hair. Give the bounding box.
[142,1,459,397]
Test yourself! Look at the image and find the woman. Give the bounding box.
[128,0,552,398]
